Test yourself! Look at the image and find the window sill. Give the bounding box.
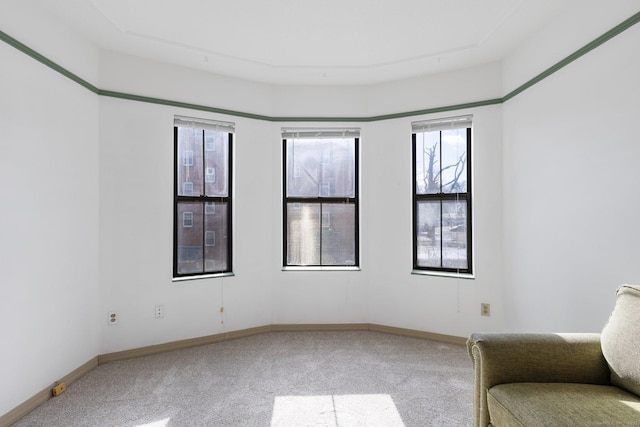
[282,266,361,272]
[172,272,235,282]
[411,269,474,280]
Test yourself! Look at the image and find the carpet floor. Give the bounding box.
[13,331,473,426]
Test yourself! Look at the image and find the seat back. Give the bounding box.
[601,285,640,396]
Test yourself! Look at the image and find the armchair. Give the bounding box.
[467,285,640,426]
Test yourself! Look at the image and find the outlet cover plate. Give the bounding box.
[108,312,118,324]
[481,303,491,317]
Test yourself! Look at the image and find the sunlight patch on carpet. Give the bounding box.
[621,399,640,412]
[135,418,171,427]
[271,394,405,426]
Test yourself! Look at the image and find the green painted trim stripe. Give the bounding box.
[97,89,504,123]
[503,9,640,102]
[97,89,274,121]
[368,98,505,121]
[0,30,100,94]
[2,9,639,121]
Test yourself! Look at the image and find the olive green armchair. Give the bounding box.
[467,285,640,426]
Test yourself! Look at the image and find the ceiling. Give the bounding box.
[34,0,573,86]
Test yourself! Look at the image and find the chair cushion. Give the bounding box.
[487,383,640,426]
[601,284,640,396]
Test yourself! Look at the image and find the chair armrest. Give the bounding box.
[466,332,610,427]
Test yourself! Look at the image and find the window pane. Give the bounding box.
[177,202,203,274]
[321,203,356,265]
[204,130,229,196]
[442,200,468,269]
[177,128,203,196]
[415,131,441,195]
[416,200,468,269]
[287,138,355,198]
[416,201,441,268]
[441,128,467,193]
[204,201,228,272]
[287,203,320,265]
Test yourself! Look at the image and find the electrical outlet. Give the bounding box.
[108,312,118,324]
[155,305,164,319]
[481,303,491,317]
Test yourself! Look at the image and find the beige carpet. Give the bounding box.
[13,331,473,426]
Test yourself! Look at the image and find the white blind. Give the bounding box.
[281,128,360,139]
[411,115,472,133]
[174,116,235,133]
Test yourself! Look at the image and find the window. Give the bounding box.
[183,211,194,228]
[183,150,194,166]
[205,231,216,246]
[205,167,216,183]
[412,116,472,274]
[283,128,359,267]
[183,182,193,195]
[174,116,233,278]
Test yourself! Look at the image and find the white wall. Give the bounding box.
[0,7,100,415]
[269,121,369,325]
[502,18,640,332]
[502,0,640,95]
[98,98,275,353]
[93,1,640,343]
[96,51,505,342]
[365,62,503,117]
[362,107,504,337]
[99,50,275,118]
